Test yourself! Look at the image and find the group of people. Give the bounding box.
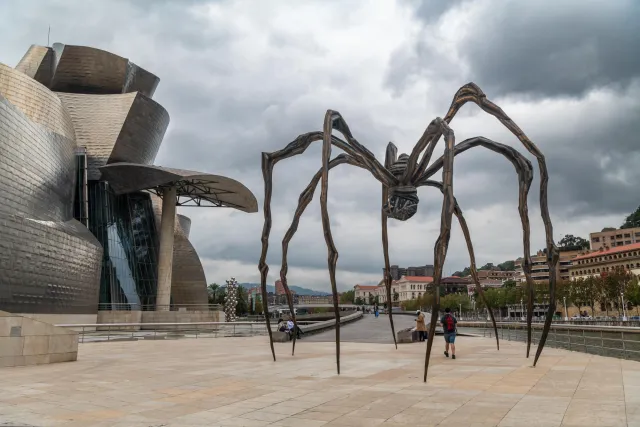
[415,307,458,359]
[277,317,304,340]
[356,305,380,317]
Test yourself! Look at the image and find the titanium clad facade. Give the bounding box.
[0,65,102,314]
[58,92,169,180]
[16,43,160,97]
[0,63,75,140]
[1,41,230,313]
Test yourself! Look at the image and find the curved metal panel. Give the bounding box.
[58,92,169,180]
[151,196,207,306]
[0,214,102,314]
[0,95,76,220]
[100,163,259,213]
[172,222,208,306]
[0,90,102,314]
[177,214,192,238]
[0,63,76,140]
[16,43,160,97]
[15,45,55,87]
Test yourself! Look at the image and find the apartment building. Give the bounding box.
[354,284,378,303]
[515,249,583,282]
[297,295,332,304]
[590,227,640,250]
[475,269,516,282]
[383,264,435,281]
[569,242,640,280]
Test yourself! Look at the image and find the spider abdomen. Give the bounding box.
[383,185,419,221]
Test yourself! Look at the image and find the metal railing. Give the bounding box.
[468,322,640,361]
[56,321,267,343]
[56,320,326,343]
[97,303,223,311]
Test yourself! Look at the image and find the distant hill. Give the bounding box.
[237,283,331,296]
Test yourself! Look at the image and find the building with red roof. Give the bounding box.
[569,242,640,280]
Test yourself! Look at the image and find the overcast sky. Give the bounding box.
[2,0,638,291]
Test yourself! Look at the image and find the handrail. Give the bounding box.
[55,321,320,328]
[460,320,640,333]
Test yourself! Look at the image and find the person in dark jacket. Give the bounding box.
[440,307,458,359]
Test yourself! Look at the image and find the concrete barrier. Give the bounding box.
[272,312,363,340]
[300,311,362,334]
[0,311,78,367]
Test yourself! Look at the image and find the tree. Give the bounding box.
[207,283,222,304]
[479,263,495,271]
[582,276,601,316]
[558,234,589,251]
[626,276,640,316]
[236,286,248,316]
[503,279,517,288]
[621,205,640,229]
[393,291,399,302]
[452,267,471,277]
[567,278,587,312]
[498,260,516,271]
[440,293,470,312]
[355,297,364,305]
[254,299,263,315]
[340,290,355,304]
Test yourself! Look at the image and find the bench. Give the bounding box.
[273,331,290,342]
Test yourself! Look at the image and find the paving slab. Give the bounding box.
[0,330,637,426]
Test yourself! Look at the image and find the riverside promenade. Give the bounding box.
[1,319,639,426]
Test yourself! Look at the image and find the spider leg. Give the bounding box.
[322,111,343,375]
[260,128,397,363]
[423,120,455,383]
[421,180,500,351]
[382,142,399,349]
[419,136,536,357]
[443,83,559,366]
[279,154,365,356]
[399,118,445,184]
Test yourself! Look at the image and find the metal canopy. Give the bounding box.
[99,163,258,213]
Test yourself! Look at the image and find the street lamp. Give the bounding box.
[520,298,524,321]
[459,303,462,320]
[621,292,628,321]
[563,296,569,321]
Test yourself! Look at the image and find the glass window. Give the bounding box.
[88,182,159,310]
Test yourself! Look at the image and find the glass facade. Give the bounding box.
[87,181,159,309]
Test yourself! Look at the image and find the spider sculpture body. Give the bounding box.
[258,83,559,382]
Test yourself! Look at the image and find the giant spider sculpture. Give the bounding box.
[258,83,559,382]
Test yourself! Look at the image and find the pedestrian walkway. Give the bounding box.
[0,333,638,426]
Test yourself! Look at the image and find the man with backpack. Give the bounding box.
[441,307,457,359]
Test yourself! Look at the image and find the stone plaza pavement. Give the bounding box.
[1,333,640,426]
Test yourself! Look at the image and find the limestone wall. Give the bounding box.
[140,310,221,330]
[97,311,143,331]
[0,311,78,368]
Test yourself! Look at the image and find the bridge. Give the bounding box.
[269,304,358,310]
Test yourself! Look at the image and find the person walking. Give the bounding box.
[416,310,427,341]
[441,307,458,359]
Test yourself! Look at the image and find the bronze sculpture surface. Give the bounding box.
[258,83,559,381]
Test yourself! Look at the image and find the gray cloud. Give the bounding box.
[1,0,638,291]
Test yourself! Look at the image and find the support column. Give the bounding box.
[156,185,177,310]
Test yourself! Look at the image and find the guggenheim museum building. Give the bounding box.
[0,43,257,323]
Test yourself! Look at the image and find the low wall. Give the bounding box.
[20,313,98,332]
[299,311,363,334]
[97,311,143,331]
[140,310,221,330]
[0,311,78,368]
